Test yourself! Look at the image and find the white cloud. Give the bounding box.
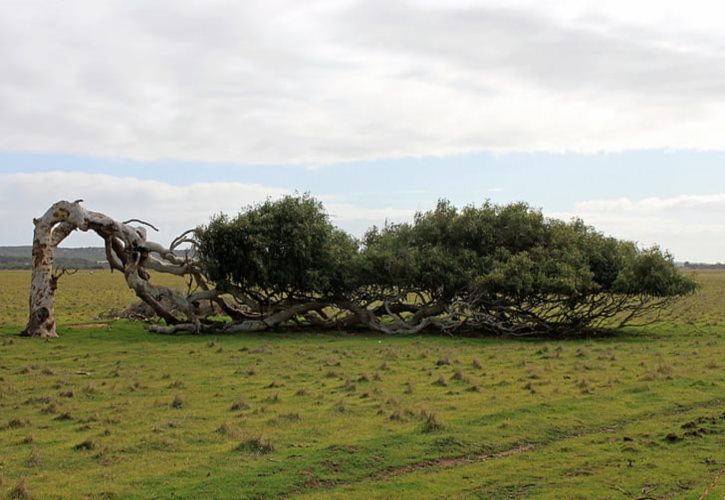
[576,194,725,212]
[0,1,724,164]
[2,172,723,262]
[324,201,415,236]
[0,172,414,246]
[554,193,725,263]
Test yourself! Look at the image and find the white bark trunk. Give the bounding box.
[22,205,72,336]
[24,200,204,337]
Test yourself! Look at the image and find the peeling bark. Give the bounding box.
[22,204,75,337]
[23,200,205,337]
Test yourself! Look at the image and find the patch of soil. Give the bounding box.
[374,443,536,480]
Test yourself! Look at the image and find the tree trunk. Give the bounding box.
[22,202,82,337]
[23,200,202,337]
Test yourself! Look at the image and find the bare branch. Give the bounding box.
[123,219,159,232]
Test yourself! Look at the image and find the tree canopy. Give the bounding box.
[192,195,696,336]
[197,195,357,299]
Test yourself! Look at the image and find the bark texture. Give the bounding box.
[23,200,203,337]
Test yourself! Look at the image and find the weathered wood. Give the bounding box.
[23,202,79,337]
[23,200,204,337]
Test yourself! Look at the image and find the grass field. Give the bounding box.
[0,270,187,328]
[0,270,723,498]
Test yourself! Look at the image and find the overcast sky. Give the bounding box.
[1,1,724,262]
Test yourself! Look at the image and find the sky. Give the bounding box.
[1,1,724,262]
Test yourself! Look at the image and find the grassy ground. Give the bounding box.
[0,270,722,498]
[0,270,186,328]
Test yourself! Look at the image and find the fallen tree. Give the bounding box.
[23,197,697,338]
[22,200,208,337]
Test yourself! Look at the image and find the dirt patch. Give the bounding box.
[66,323,110,330]
[294,398,723,495]
[373,443,536,480]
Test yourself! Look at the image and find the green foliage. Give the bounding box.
[194,195,695,334]
[358,200,696,332]
[364,200,695,300]
[196,194,358,299]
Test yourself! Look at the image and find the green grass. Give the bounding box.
[0,270,186,328]
[0,270,723,498]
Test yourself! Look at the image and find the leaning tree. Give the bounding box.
[23,200,209,337]
[23,197,697,338]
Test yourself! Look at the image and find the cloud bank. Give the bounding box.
[556,193,725,263]
[0,172,413,247]
[1,171,722,262]
[1,1,724,164]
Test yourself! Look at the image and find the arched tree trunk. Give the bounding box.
[22,203,80,337]
[22,200,205,337]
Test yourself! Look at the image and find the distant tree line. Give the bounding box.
[682,262,725,270]
[0,246,108,270]
[0,255,106,270]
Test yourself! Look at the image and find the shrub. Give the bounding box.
[193,195,696,336]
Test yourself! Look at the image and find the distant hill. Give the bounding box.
[681,262,725,270]
[1,246,720,271]
[0,246,192,270]
[0,246,108,270]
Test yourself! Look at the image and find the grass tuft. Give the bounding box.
[6,418,29,429]
[236,436,274,455]
[74,438,97,451]
[230,400,250,411]
[421,411,443,433]
[333,400,348,413]
[9,479,32,499]
[264,393,280,404]
[215,422,240,438]
[26,449,41,468]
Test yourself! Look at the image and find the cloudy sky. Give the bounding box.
[1,0,724,262]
